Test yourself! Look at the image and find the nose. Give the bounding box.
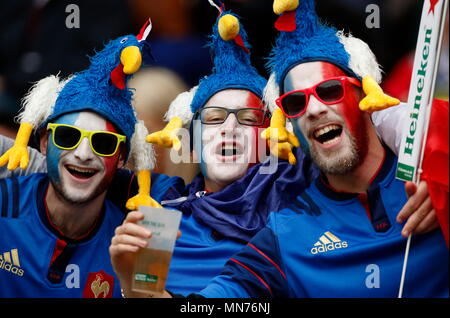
[304,94,329,119]
[220,113,240,137]
[73,137,95,161]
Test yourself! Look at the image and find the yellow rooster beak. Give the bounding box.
[120,46,142,75]
[218,14,240,41]
[273,0,299,15]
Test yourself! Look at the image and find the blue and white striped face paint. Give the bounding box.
[46,112,78,184]
[46,111,123,204]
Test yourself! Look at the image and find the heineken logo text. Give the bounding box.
[403,28,432,156]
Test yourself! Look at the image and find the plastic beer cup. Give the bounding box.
[132,206,182,294]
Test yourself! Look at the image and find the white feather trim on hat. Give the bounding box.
[337,31,382,84]
[164,86,198,126]
[263,73,294,132]
[128,120,155,171]
[17,75,72,128]
[263,73,280,114]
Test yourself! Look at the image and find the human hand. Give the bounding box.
[396,181,439,237]
[110,211,150,279]
[109,211,181,298]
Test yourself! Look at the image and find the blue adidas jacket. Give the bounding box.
[198,150,449,298]
[0,172,182,298]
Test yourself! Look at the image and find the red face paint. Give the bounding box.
[102,120,122,180]
[320,62,364,139]
[317,62,369,160]
[245,91,268,165]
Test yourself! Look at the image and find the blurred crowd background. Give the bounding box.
[0,0,448,183]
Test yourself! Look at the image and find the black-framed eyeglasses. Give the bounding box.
[195,106,268,127]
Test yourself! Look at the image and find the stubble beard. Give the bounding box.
[49,175,110,206]
[310,126,369,175]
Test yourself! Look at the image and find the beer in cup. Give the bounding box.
[132,206,182,294]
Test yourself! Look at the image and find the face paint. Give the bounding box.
[48,111,122,204]
[197,89,265,191]
[245,91,268,168]
[320,62,364,139]
[46,112,79,184]
[284,62,368,174]
[320,63,369,163]
[284,73,311,158]
[102,120,122,181]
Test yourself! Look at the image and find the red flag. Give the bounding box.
[421,99,449,247]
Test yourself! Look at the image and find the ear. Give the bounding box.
[39,130,49,155]
[116,146,126,169]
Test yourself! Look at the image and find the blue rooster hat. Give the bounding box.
[165,6,266,125]
[264,0,382,110]
[42,20,154,158]
[190,10,266,114]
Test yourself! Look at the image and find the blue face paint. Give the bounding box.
[192,119,208,178]
[283,74,311,158]
[46,112,79,183]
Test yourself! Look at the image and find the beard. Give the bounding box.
[49,174,111,206]
[310,123,369,175]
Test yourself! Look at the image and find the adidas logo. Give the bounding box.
[0,249,24,276]
[310,231,348,254]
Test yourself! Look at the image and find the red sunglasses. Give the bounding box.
[276,76,361,118]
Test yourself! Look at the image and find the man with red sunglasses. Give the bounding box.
[190,64,447,297]
[164,0,448,298]
[276,76,361,119]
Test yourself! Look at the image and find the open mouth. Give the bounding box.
[216,143,243,157]
[313,124,343,146]
[65,164,98,180]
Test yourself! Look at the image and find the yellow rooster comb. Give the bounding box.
[218,14,240,41]
[273,0,299,15]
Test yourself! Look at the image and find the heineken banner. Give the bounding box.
[396,0,448,182]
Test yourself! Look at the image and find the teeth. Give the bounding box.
[314,124,341,138]
[223,146,236,151]
[219,145,243,156]
[323,136,340,145]
[67,165,96,174]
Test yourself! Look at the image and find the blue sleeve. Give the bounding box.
[0,178,7,216]
[198,226,289,298]
[149,173,185,202]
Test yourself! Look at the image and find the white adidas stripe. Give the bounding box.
[0,249,21,266]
